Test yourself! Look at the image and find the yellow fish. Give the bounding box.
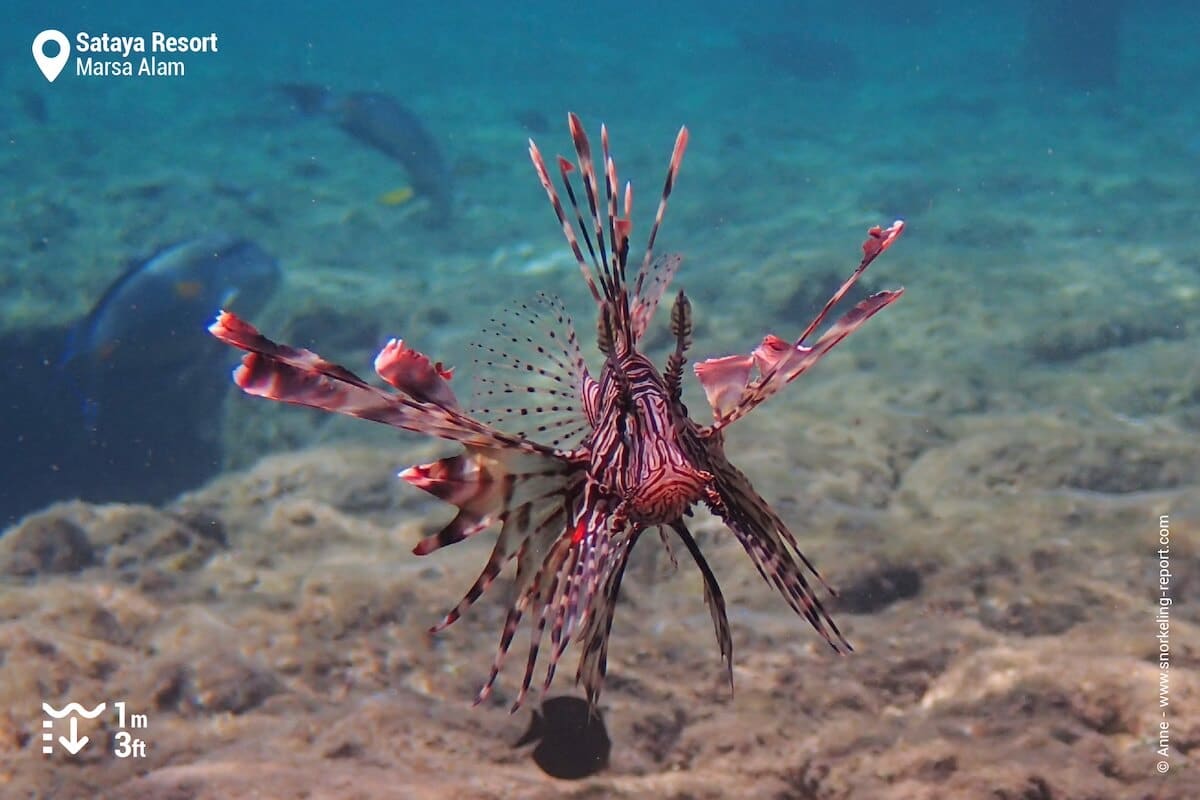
[378,186,414,207]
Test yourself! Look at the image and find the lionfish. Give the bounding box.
[210,113,903,710]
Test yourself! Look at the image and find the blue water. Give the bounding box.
[2,0,1190,510]
[2,1,1197,796]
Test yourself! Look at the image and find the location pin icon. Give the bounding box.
[32,30,70,83]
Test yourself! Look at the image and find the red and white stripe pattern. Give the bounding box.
[211,115,904,712]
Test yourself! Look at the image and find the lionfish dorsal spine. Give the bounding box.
[567,114,613,293]
[629,252,683,342]
[528,140,600,303]
[664,289,693,400]
[632,125,688,299]
[599,124,620,281]
[531,113,689,354]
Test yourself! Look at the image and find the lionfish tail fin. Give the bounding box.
[695,220,905,428]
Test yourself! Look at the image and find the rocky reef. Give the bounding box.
[2,403,1196,798]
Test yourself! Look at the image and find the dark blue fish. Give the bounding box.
[60,233,281,424]
[279,83,453,227]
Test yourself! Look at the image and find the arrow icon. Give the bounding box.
[58,717,88,755]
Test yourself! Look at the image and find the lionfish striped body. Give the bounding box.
[210,113,904,710]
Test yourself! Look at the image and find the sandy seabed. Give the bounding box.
[2,380,1197,799]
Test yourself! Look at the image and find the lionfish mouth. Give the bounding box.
[210,111,904,711]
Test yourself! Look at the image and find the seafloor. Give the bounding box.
[3,8,1199,798]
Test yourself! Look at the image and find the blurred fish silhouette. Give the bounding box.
[279,83,453,227]
[60,233,281,426]
[0,234,280,522]
[514,696,610,779]
[18,89,49,124]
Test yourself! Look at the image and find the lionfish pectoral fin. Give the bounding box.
[209,311,545,451]
[510,535,576,711]
[694,353,755,420]
[402,450,506,555]
[670,520,733,690]
[470,293,594,449]
[210,310,373,389]
[410,447,579,637]
[861,219,905,262]
[408,441,585,711]
[701,220,906,429]
[374,337,458,408]
[718,289,903,428]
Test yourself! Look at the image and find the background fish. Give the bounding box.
[279,83,454,227]
[18,89,49,124]
[62,234,280,385]
[514,696,610,779]
[0,235,281,525]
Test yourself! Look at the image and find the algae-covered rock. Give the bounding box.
[0,509,95,576]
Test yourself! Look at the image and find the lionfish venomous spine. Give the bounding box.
[210,113,903,710]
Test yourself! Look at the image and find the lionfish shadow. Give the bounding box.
[514,695,611,780]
